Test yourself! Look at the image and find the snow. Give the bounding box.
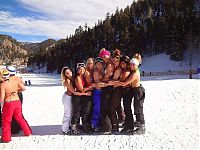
[0,53,199,149]
[0,73,199,149]
[140,52,200,72]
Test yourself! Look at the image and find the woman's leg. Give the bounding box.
[82,95,93,133]
[62,94,72,133]
[109,87,122,131]
[91,89,101,129]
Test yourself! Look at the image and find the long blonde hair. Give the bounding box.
[86,58,94,70]
[133,53,142,64]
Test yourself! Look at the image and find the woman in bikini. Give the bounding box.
[98,48,115,135]
[111,49,125,124]
[114,58,146,135]
[91,57,104,132]
[85,58,94,87]
[70,63,93,135]
[61,66,89,135]
[109,55,131,132]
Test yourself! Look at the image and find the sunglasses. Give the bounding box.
[76,63,85,70]
[115,56,120,60]
[95,57,104,63]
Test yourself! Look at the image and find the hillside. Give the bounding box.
[0,34,57,67]
[22,39,56,54]
[0,34,28,66]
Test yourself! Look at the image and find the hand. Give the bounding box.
[74,92,82,96]
[97,82,105,88]
[114,82,121,88]
[91,83,96,88]
[88,85,94,90]
[107,81,114,86]
[85,91,92,96]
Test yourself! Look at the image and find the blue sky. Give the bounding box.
[0,0,134,43]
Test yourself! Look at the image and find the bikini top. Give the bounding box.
[80,76,85,87]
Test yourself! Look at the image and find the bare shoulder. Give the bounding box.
[85,70,91,78]
[75,76,81,83]
[65,78,71,85]
[11,76,23,82]
[75,76,80,80]
[10,78,20,87]
[85,70,90,75]
[106,63,113,69]
[16,76,23,82]
[1,80,11,90]
[93,71,99,78]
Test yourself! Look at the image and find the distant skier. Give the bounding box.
[28,80,31,85]
[189,70,192,79]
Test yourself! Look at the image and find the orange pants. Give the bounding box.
[1,100,32,142]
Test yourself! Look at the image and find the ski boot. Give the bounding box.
[133,124,145,135]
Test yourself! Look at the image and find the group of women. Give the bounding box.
[61,48,146,135]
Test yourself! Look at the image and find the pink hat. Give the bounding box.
[98,48,110,58]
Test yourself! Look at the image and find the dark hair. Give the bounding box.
[120,55,130,64]
[112,48,121,58]
[62,67,69,75]
[75,62,86,77]
[76,63,85,70]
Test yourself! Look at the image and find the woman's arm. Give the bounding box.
[65,79,76,93]
[108,68,122,86]
[120,71,130,81]
[65,79,89,96]
[93,71,100,83]
[85,70,92,86]
[74,91,90,96]
[114,73,135,87]
[102,63,113,82]
[18,81,26,92]
[75,76,85,93]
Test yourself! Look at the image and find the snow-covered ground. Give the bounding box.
[140,52,200,72]
[0,73,199,149]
